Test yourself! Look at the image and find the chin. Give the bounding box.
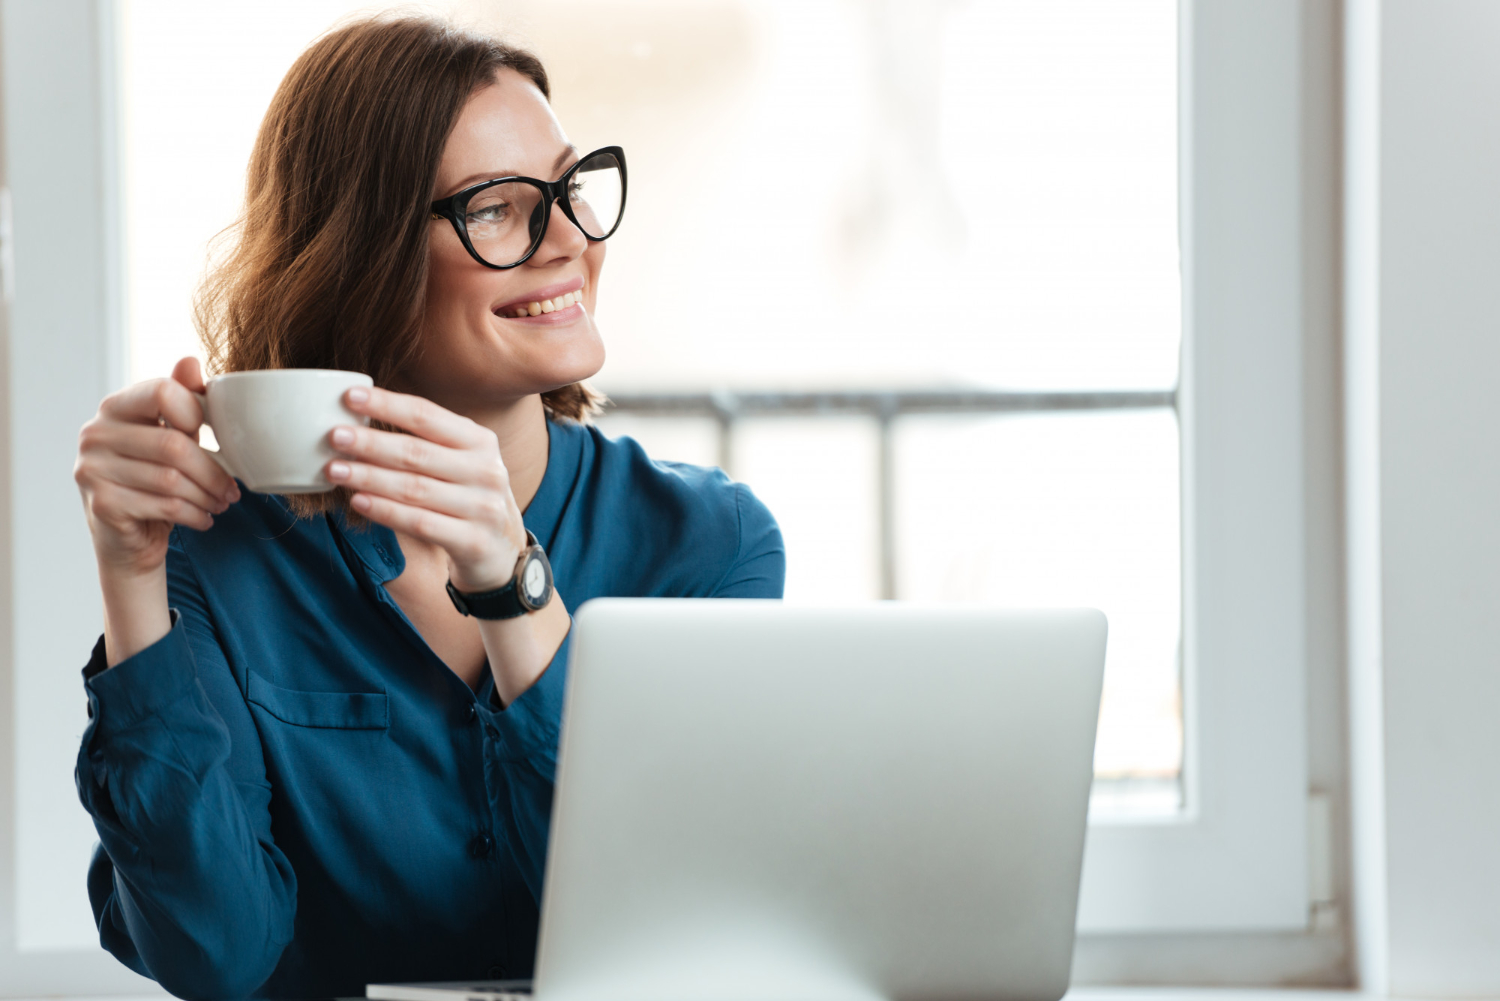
[549,348,607,391]
[521,336,606,397]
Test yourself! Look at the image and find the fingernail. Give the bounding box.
[331,427,355,447]
[347,387,369,404]
[351,493,372,511]
[327,461,350,481]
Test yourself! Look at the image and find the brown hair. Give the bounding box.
[195,15,604,515]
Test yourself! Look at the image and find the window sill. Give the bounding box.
[1071,990,1369,1001]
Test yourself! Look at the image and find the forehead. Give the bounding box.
[437,68,570,188]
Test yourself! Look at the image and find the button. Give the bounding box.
[487,965,506,979]
[465,704,478,723]
[470,833,495,858]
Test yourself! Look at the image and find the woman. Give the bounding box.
[71,16,783,1000]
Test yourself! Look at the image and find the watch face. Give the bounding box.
[522,554,549,603]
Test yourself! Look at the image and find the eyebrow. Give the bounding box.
[446,145,579,195]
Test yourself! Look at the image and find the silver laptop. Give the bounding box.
[370,600,1106,1001]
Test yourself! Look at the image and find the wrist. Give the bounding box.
[449,558,518,595]
[96,556,166,587]
[91,533,169,584]
[449,526,529,594]
[448,531,553,620]
[98,564,171,668]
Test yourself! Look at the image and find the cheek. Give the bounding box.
[426,242,500,328]
[583,241,607,306]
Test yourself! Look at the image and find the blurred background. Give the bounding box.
[121,0,1185,813]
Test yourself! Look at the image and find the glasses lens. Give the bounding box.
[462,181,546,267]
[568,152,624,239]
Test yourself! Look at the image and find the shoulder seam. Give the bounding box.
[708,481,748,597]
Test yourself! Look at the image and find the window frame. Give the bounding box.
[1076,0,1310,932]
[0,0,1321,992]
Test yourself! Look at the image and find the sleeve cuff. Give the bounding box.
[83,611,201,741]
[484,625,572,764]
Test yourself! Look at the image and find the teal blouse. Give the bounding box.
[75,418,784,1000]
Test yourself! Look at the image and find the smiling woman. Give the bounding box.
[194,19,607,484]
[68,15,784,999]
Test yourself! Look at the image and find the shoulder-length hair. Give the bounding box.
[195,16,603,516]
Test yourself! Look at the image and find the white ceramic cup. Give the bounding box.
[195,369,373,494]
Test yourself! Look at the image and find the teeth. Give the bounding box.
[506,286,584,319]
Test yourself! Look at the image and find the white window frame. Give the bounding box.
[0,0,1315,992]
[1078,0,1309,932]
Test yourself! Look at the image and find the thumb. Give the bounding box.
[171,356,207,394]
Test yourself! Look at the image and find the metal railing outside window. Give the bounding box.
[604,387,1178,601]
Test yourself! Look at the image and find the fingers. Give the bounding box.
[90,480,216,533]
[331,385,525,591]
[348,492,487,565]
[328,424,495,485]
[347,490,522,590]
[101,373,206,433]
[83,421,239,502]
[171,356,207,394]
[340,385,488,450]
[326,459,499,522]
[96,454,231,515]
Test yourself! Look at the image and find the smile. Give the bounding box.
[500,285,584,319]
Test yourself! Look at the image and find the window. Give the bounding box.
[124,0,1187,807]
[589,0,1186,813]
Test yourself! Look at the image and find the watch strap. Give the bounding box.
[446,531,549,620]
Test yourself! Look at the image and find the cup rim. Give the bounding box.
[208,368,373,385]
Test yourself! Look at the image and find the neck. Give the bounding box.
[463,392,551,512]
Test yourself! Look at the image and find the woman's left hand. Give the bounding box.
[325,385,528,594]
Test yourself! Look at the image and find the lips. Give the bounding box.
[493,278,585,319]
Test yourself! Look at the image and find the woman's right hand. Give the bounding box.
[75,356,241,580]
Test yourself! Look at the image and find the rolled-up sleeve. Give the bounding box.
[77,536,297,1001]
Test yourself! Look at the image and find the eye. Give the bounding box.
[567,178,586,201]
[466,201,510,225]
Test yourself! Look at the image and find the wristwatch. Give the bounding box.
[445,530,554,620]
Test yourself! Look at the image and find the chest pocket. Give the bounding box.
[247,669,389,729]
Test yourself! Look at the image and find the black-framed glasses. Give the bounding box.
[429,146,626,269]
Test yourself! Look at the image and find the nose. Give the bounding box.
[529,196,588,265]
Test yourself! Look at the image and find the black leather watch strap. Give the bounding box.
[446,531,553,620]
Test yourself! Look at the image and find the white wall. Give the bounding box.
[1,0,162,993]
[1346,0,1500,994]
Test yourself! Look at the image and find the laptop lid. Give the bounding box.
[535,600,1106,1001]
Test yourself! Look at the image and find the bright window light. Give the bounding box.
[103,8,1181,957]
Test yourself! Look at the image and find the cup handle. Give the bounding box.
[192,391,236,478]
